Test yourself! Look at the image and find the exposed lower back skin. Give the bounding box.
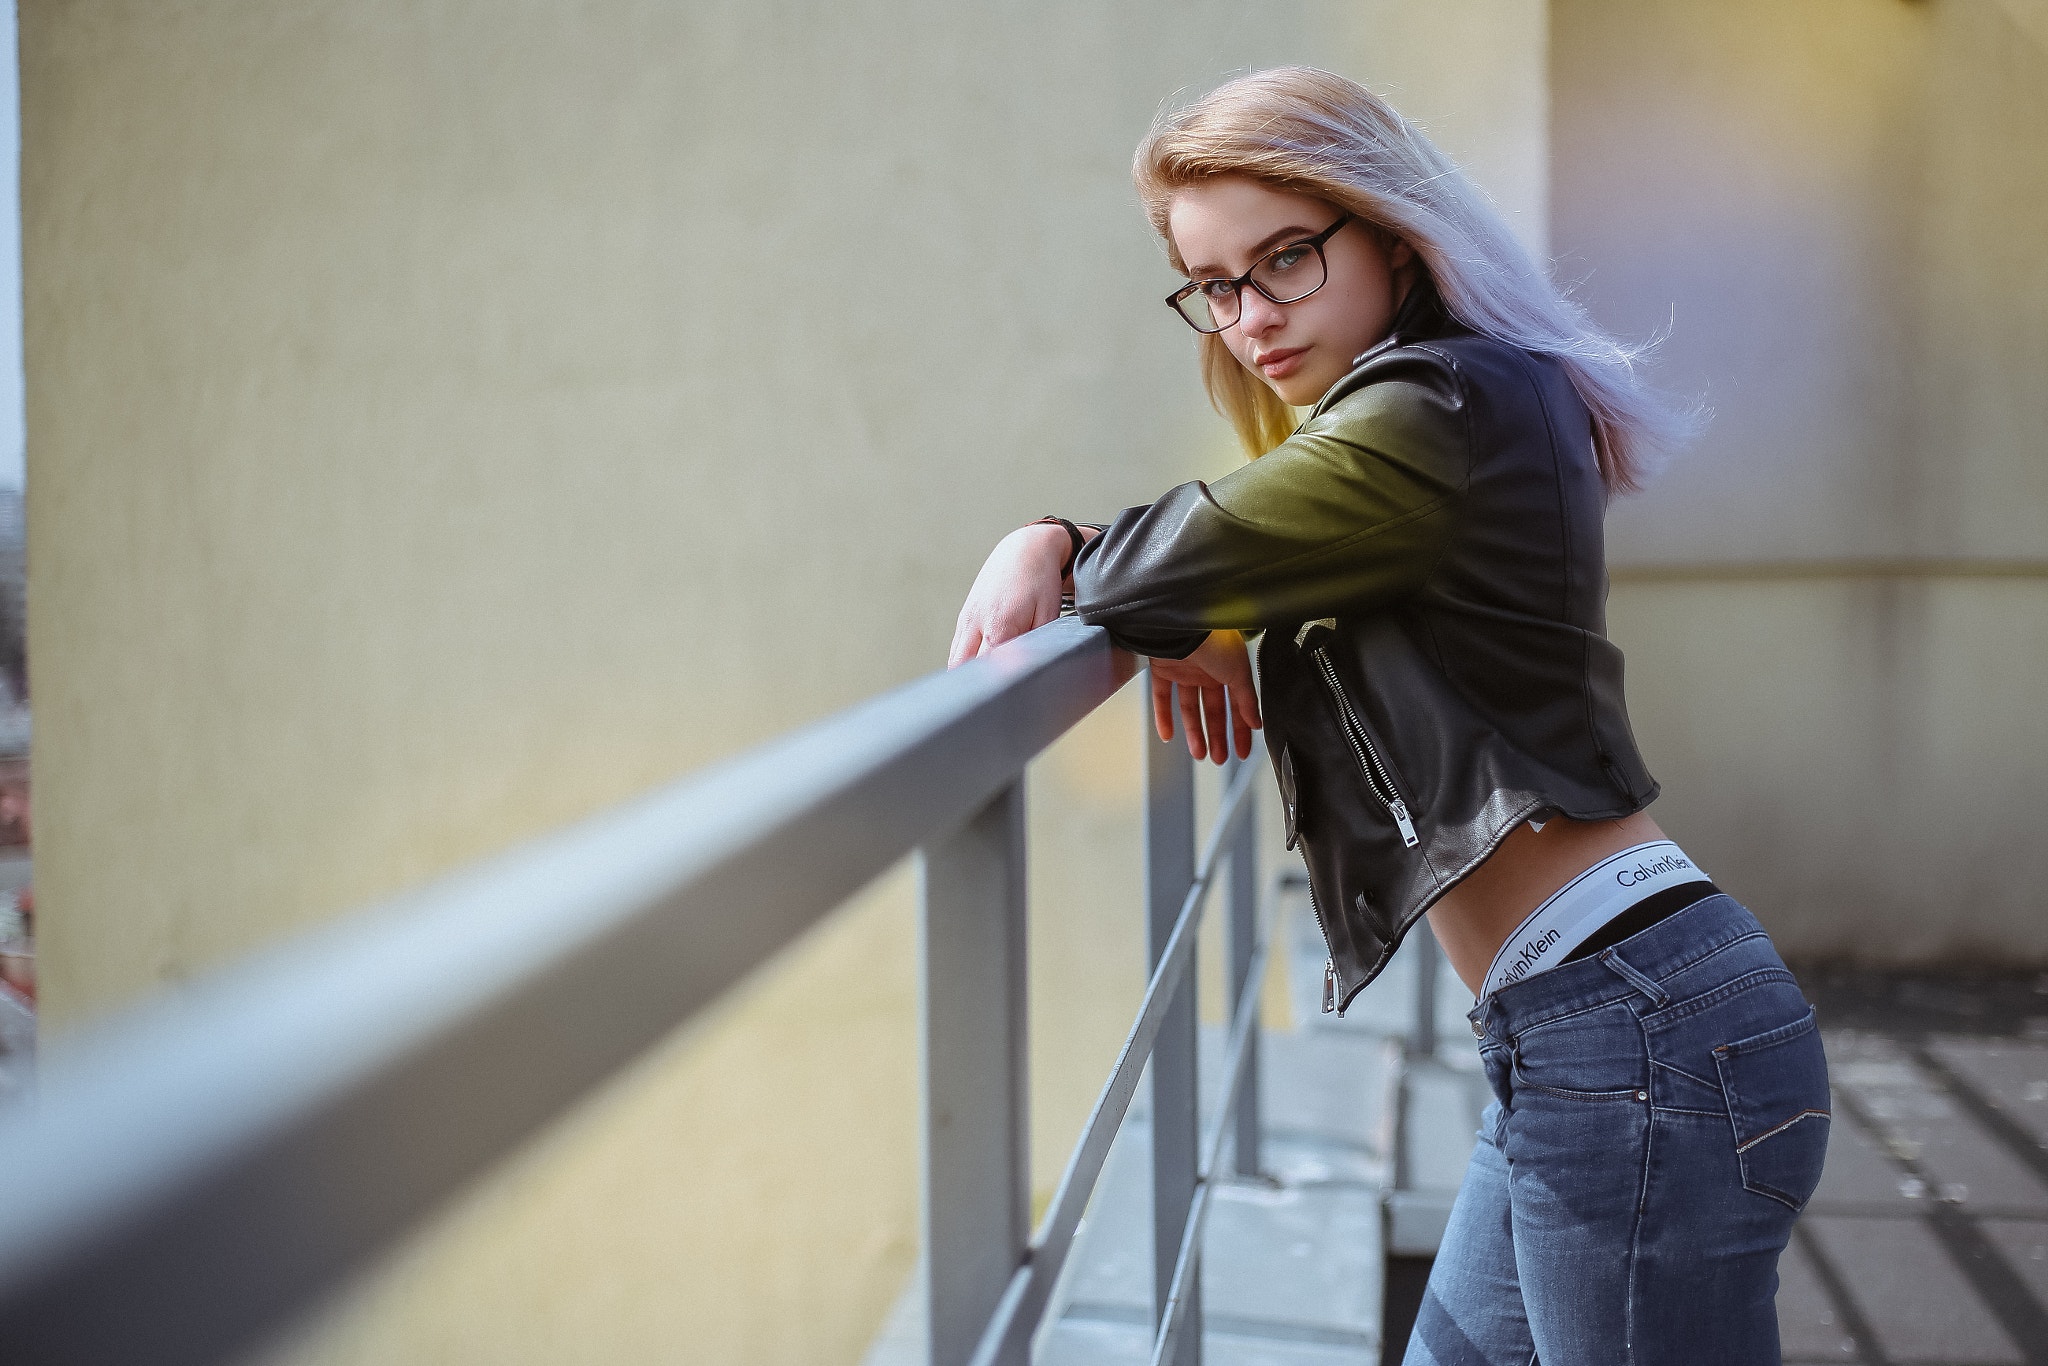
[1428,811,1669,996]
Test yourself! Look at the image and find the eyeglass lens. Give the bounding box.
[1173,238,1330,333]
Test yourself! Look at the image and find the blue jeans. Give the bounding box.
[1403,894,1831,1366]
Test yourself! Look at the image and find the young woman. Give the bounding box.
[949,67,1830,1365]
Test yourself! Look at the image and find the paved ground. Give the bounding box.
[868,876,2048,1365]
[1778,967,2048,1366]
[1334,922,2048,1366]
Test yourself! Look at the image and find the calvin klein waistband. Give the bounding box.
[1482,841,1711,999]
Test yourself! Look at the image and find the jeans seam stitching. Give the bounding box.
[1519,1082,1640,1101]
[1649,1057,1719,1090]
[1626,1013,1653,1366]
[1715,1005,1820,1057]
[1733,1108,1832,1153]
[1508,992,1636,1041]
[1641,967,1798,1029]
[1601,949,1670,1006]
[1637,928,1771,995]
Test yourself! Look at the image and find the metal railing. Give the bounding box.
[0,615,1268,1366]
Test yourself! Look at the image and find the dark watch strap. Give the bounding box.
[1030,516,1086,580]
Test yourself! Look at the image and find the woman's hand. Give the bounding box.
[948,524,1073,668]
[1151,630,1262,763]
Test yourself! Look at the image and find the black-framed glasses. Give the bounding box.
[1166,215,1351,333]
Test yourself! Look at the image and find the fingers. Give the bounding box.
[1152,670,1176,745]
[953,588,1064,668]
[1178,679,1206,761]
[1232,677,1262,740]
[947,621,981,670]
[1036,582,1066,632]
[950,529,1069,669]
[1150,656,1260,763]
[1201,682,1229,765]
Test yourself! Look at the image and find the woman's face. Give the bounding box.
[1167,176,1412,408]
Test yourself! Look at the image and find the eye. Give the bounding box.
[1199,279,1237,299]
[1266,245,1311,273]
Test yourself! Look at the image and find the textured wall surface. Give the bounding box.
[1555,0,2048,963]
[22,2,1546,1361]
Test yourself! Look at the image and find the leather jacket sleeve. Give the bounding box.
[1071,347,1469,657]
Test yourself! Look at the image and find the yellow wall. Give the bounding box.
[1554,0,2048,961]
[24,2,1547,1361]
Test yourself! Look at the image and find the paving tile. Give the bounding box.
[1130,1016,1392,1167]
[1201,1330,1377,1366]
[1777,1233,1862,1362]
[1034,1314,1152,1366]
[1399,1060,1487,1194]
[1199,1178,1381,1338]
[1810,1058,1926,1212]
[1124,1034,1388,1186]
[1979,1218,2048,1308]
[1804,1215,2024,1364]
[1248,1027,1394,1162]
[1927,1037,2048,1152]
[1249,1131,1384,1194]
[1057,1118,1383,1339]
[1829,1032,2048,1215]
[1038,1314,1375,1366]
[1055,1119,1154,1312]
[865,1022,1390,1366]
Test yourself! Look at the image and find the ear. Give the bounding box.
[1386,237,1416,271]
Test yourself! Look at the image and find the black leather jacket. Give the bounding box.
[1072,283,1657,1012]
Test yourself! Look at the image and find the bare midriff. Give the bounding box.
[1425,811,1669,997]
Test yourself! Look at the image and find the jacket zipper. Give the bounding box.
[1308,646,1420,848]
[1305,872,1343,1016]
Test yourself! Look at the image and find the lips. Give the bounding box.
[1255,346,1307,379]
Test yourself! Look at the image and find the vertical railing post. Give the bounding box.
[919,780,1030,1366]
[1412,920,1439,1061]
[1224,752,1262,1179]
[1145,684,1201,1366]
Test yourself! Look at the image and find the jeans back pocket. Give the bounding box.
[1713,1006,1831,1210]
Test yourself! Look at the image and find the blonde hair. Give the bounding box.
[1135,67,1694,494]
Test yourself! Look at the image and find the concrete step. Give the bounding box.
[1039,1106,1383,1365]
[864,1020,1394,1365]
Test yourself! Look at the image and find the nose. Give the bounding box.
[1236,286,1287,338]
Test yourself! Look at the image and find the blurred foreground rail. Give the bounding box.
[0,617,1278,1366]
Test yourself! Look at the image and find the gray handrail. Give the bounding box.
[0,616,1135,1366]
[0,611,1270,1366]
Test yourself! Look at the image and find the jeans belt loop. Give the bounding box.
[1599,947,1671,1008]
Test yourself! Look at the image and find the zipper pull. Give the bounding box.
[1294,619,1337,651]
[1389,798,1420,849]
[1323,958,1337,1014]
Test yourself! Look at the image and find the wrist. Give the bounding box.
[1026,516,1087,581]
[1008,522,1071,568]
